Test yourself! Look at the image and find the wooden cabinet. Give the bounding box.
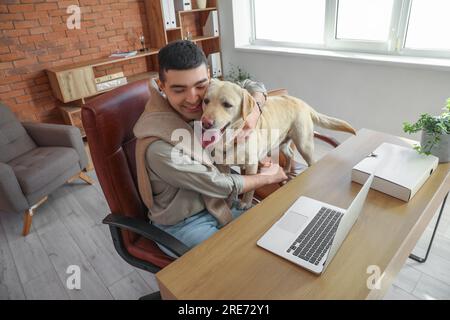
[47,67,97,103]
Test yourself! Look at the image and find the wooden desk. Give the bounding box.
[156,129,450,299]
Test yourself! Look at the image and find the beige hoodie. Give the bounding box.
[133,83,233,226]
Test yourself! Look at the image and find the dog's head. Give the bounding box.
[201,79,257,148]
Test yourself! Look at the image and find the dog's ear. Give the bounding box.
[241,89,257,120]
[209,78,220,85]
[208,78,221,92]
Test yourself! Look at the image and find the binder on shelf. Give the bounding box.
[202,10,219,37]
[161,0,171,29]
[174,0,192,11]
[208,52,222,78]
[161,0,176,29]
[167,0,177,29]
[351,142,439,202]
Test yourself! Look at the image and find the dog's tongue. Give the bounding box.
[201,130,221,148]
[201,135,215,148]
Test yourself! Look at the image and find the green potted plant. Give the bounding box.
[403,98,450,162]
[225,64,252,84]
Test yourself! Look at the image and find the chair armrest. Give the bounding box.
[22,122,88,170]
[0,162,29,212]
[103,214,190,257]
[313,131,340,148]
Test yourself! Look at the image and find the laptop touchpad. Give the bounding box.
[277,211,309,234]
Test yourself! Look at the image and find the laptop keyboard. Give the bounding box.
[287,207,344,265]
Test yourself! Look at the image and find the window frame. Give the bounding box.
[250,0,450,59]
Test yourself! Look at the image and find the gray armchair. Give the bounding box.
[0,102,93,236]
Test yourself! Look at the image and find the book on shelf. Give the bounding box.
[109,50,137,58]
[96,77,128,92]
[94,72,124,84]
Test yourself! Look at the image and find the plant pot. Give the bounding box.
[421,131,450,163]
[196,0,207,9]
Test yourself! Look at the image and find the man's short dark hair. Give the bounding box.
[158,40,208,81]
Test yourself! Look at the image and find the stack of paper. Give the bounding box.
[109,51,137,58]
[95,71,128,92]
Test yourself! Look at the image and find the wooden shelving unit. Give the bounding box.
[144,0,222,67]
[46,50,160,104]
[47,0,223,132]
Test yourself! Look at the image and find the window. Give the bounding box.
[405,0,450,51]
[251,0,450,58]
[254,0,326,45]
[335,0,394,42]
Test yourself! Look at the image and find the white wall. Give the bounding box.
[218,0,450,142]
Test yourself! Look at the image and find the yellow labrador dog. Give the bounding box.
[201,79,356,208]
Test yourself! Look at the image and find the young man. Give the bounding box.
[133,40,287,253]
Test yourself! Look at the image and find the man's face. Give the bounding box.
[158,64,210,121]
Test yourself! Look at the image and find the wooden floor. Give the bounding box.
[1,140,449,300]
[0,171,159,300]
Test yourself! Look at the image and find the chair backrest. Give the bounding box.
[0,102,36,163]
[81,80,150,243]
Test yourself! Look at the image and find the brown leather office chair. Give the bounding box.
[81,80,189,299]
[254,89,340,200]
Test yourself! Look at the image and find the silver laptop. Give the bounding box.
[257,174,374,275]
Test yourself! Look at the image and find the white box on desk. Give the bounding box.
[351,142,438,202]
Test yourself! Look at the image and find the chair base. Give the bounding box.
[139,291,161,300]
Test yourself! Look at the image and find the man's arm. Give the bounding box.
[147,141,242,199]
[239,79,267,110]
[146,140,286,199]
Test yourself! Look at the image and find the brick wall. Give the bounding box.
[0,0,150,123]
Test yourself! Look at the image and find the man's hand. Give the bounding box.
[236,91,266,141]
[259,162,288,184]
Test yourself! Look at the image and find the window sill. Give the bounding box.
[236,44,450,72]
